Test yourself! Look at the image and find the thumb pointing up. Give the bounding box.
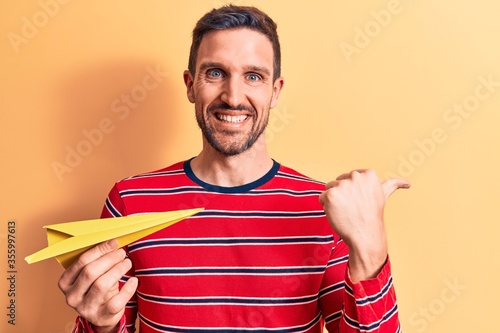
[382,178,411,201]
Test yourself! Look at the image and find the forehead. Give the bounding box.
[196,28,274,71]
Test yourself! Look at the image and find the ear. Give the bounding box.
[183,70,195,103]
[270,77,284,109]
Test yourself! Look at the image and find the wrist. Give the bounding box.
[346,236,388,283]
[91,323,120,333]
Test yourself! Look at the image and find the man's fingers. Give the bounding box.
[65,240,119,279]
[106,277,139,315]
[62,248,128,310]
[71,248,127,292]
[77,275,138,328]
[59,239,119,291]
[79,239,120,268]
[322,172,410,205]
[335,169,369,181]
[320,180,340,206]
[84,257,133,302]
[324,180,339,190]
[382,178,411,200]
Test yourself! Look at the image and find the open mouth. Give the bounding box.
[216,113,248,123]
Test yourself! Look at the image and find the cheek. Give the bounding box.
[194,101,206,120]
[195,80,220,94]
[248,88,274,107]
[196,86,222,107]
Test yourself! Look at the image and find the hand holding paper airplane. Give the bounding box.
[25,208,203,268]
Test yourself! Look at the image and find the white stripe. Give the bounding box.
[190,214,324,220]
[276,172,325,185]
[106,199,122,217]
[131,236,334,246]
[137,292,318,306]
[140,312,322,332]
[136,265,325,277]
[318,281,345,299]
[121,189,321,198]
[324,309,342,324]
[343,303,398,332]
[355,277,393,306]
[127,168,184,179]
[327,254,349,268]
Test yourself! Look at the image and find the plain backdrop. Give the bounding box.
[1,1,499,332]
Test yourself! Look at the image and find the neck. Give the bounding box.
[190,136,273,187]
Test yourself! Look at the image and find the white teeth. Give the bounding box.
[217,114,248,123]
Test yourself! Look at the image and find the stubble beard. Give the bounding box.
[196,105,269,157]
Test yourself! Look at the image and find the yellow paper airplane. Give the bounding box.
[25,208,203,268]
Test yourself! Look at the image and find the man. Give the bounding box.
[59,5,409,333]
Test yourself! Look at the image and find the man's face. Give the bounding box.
[184,28,284,156]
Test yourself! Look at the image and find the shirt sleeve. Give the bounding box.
[71,183,138,333]
[71,315,128,333]
[319,238,400,332]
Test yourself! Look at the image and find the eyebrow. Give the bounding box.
[246,65,271,77]
[198,62,271,77]
[198,62,223,73]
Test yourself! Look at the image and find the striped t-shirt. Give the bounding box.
[73,159,399,333]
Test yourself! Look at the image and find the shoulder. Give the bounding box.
[273,163,325,191]
[113,160,188,190]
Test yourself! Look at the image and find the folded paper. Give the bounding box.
[25,208,203,268]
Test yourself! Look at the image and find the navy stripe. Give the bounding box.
[120,186,322,197]
[343,303,398,331]
[343,312,358,329]
[196,210,325,218]
[137,292,317,305]
[120,187,203,197]
[276,172,325,186]
[327,255,349,267]
[360,303,398,330]
[128,236,334,251]
[136,266,325,276]
[318,281,345,298]
[324,310,342,323]
[251,189,322,196]
[119,276,131,283]
[344,282,353,296]
[129,169,185,179]
[356,276,393,306]
[105,198,121,217]
[120,188,323,197]
[139,312,322,333]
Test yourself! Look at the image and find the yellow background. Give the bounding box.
[1,0,499,332]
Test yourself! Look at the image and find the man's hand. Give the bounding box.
[58,239,138,333]
[319,169,410,283]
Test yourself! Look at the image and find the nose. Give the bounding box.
[220,76,243,108]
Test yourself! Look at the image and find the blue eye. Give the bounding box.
[247,74,261,81]
[208,69,223,78]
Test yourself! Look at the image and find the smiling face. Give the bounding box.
[184,28,284,156]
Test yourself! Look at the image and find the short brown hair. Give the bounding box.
[188,5,281,81]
